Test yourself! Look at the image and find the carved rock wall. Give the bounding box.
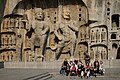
[0,0,120,62]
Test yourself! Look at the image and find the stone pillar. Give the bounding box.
[9,52,12,61]
[13,51,17,62]
[8,35,11,46]
[4,52,9,62]
[8,17,11,31]
[6,18,9,29]
[10,18,15,29]
[4,19,8,31]
[12,34,16,45]
[1,35,4,46]
[15,18,19,29]
[19,18,24,29]
[1,53,4,62]
[5,35,8,46]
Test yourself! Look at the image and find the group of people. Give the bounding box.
[60,58,105,78]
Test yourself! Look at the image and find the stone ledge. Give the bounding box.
[4,61,62,69]
[3,60,120,69]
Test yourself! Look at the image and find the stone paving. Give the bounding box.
[0,68,120,80]
[50,76,120,80]
[0,68,52,80]
[50,68,120,80]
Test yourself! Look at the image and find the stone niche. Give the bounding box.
[0,0,89,61]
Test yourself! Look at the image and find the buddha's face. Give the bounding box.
[35,11,44,20]
[62,8,70,19]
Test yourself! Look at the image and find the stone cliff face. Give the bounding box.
[0,0,120,62]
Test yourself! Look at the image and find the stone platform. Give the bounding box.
[2,60,120,69]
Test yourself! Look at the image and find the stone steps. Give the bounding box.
[23,72,53,80]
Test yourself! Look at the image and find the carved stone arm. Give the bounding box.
[54,30,62,40]
[26,22,32,31]
[41,25,50,35]
[68,21,78,32]
[21,19,31,31]
[31,21,36,30]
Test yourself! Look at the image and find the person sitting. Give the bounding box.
[94,59,100,76]
[63,58,68,68]
[65,63,70,76]
[90,63,96,77]
[74,60,78,75]
[77,61,85,78]
[70,63,77,76]
[60,64,66,75]
[60,58,69,75]
[99,60,105,75]
[85,63,90,78]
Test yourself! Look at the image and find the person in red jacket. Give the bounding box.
[70,63,77,76]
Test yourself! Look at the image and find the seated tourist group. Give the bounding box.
[60,58,105,78]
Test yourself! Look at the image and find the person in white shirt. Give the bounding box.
[99,60,105,75]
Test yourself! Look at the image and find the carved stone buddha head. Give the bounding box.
[35,8,44,20]
[62,7,70,20]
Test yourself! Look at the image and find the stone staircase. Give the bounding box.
[23,72,53,80]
